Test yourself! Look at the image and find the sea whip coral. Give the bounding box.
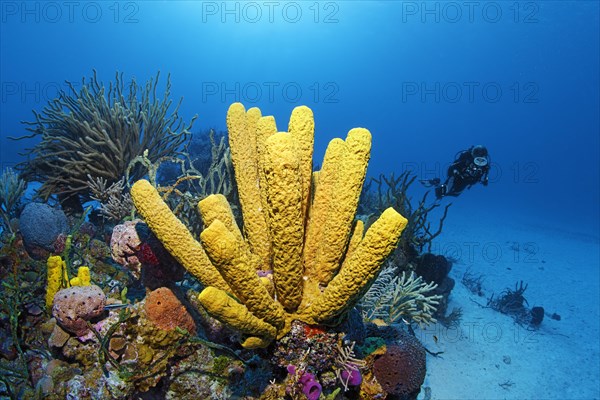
[13,71,194,204]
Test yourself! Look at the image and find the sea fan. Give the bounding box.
[360,263,441,327]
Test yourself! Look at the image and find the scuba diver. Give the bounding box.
[422,145,490,199]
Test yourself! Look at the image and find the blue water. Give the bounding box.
[1,3,599,399]
[1,1,598,232]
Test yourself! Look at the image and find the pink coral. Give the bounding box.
[110,219,143,278]
[52,285,106,336]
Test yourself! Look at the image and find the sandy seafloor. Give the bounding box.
[413,203,600,400]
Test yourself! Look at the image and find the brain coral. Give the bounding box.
[373,331,426,400]
[20,203,69,253]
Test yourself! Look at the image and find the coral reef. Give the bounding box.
[0,99,444,400]
[12,70,195,208]
[131,103,408,348]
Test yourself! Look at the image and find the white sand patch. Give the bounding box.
[416,205,599,400]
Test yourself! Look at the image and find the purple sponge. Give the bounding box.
[341,368,363,386]
[287,365,322,400]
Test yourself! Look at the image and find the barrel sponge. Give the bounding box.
[20,203,69,252]
[373,331,426,399]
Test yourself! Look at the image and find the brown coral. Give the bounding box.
[373,331,426,400]
[145,287,196,335]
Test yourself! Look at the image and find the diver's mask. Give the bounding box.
[473,156,488,167]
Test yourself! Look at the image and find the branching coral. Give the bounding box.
[335,341,365,391]
[125,131,235,236]
[131,103,408,348]
[0,168,26,234]
[361,171,451,254]
[360,264,441,327]
[87,175,133,222]
[12,70,195,205]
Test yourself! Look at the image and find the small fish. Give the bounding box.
[104,303,130,310]
[433,335,439,344]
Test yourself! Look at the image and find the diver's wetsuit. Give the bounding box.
[436,149,489,198]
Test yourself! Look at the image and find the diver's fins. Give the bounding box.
[419,178,441,187]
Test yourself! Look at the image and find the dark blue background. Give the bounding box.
[1,1,598,233]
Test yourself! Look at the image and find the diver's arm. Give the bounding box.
[481,168,489,186]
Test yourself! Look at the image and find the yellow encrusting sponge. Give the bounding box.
[45,255,69,308]
[70,266,91,286]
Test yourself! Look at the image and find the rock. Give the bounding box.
[48,324,71,348]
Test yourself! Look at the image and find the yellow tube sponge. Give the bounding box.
[302,138,347,281]
[197,194,242,241]
[256,116,277,215]
[46,255,69,308]
[288,106,314,219]
[131,103,408,347]
[200,219,286,330]
[70,266,91,286]
[130,179,230,292]
[263,132,305,312]
[303,207,408,323]
[316,128,372,285]
[346,220,364,261]
[227,103,271,269]
[198,286,276,347]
